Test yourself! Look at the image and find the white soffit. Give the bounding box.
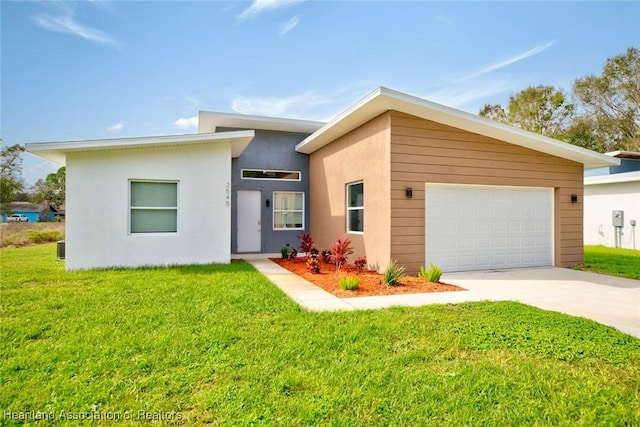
[198,111,325,134]
[25,131,255,165]
[584,171,640,185]
[295,87,620,169]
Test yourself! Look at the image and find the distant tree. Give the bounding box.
[563,117,607,152]
[31,166,66,221]
[573,47,640,151]
[0,144,25,215]
[479,85,575,139]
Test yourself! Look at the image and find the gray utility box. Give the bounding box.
[612,210,624,227]
[57,240,65,260]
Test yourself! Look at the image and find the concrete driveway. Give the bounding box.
[442,267,640,338]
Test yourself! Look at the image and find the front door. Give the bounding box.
[237,190,261,252]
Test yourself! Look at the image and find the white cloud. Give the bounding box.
[238,0,305,20]
[434,15,453,24]
[106,122,124,132]
[424,81,513,111]
[279,16,299,36]
[230,81,374,120]
[31,2,118,46]
[231,92,329,117]
[463,41,555,80]
[173,116,198,130]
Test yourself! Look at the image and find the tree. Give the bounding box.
[573,47,640,151]
[0,144,25,215]
[31,167,66,221]
[479,85,575,139]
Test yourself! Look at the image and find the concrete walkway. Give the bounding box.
[247,259,640,338]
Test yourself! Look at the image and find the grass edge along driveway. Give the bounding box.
[573,245,640,279]
[2,244,640,425]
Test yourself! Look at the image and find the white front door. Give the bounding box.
[425,184,553,272]
[237,190,261,252]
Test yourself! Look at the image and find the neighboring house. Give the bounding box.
[584,151,640,250]
[26,87,619,272]
[2,202,56,223]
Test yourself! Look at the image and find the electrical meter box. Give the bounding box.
[612,210,624,227]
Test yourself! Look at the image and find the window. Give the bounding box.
[347,181,364,233]
[130,181,178,233]
[273,192,304,230]
[242,169,301,181]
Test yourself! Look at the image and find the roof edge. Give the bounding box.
[198,110,325,134]
[296,86,620,168]
[25,131,255,165]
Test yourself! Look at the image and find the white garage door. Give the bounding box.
[425,184,553,272]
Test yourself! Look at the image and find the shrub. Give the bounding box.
[419,262,442,283]
[338,276,360,290]
[383,260,406,286]
[298,233,315,258]
[354,256,367,274]
[288,248,298,261]
[26,229,63,244]
[306,257,321,274]
[330,235,354,271]
[321,249,333,264]
[280,246,290,259]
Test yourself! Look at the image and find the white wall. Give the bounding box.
[66,143,232,270]
[584,181,640,249]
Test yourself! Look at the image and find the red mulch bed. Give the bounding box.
[270,257,465,298]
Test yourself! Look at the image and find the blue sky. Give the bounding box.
[2,0,639,185]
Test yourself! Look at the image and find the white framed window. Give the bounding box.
[273,192,304,230]
[347,181,363,233]
[130,180,178,234]
[242,169,301,181]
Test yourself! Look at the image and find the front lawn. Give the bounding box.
[2,244,639,425]
[574,245,640,279]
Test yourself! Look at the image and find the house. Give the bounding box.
[2,202,57,223]
[584,151,640,249]
[26,87,619,272]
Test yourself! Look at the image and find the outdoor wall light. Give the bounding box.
[265,199,271,208]
[571,194,578,203]
[405,187,413,199]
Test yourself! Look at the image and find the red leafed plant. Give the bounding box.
[330,235,354,271]
[298,233,316,258]
[288,248,298,261]
[321,250,333,264]
[354,256,367,274]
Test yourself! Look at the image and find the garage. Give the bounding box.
[425,184,553,272]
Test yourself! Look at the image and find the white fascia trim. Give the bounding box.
[296,86,620,169]
[584,170,640,185]
[605,151,640,159]
[25,131,255,165]
[198,110,325,134]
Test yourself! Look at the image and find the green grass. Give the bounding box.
[2,244,640,425]
[574,245,640,279]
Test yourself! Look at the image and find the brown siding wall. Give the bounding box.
[309,113,392,271]
[389,112,584,274]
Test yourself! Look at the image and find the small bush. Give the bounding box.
[354,256,367,274]
[2,233,26,247]
[383,260,406,287]
[330,235,354,271]
[338,276,360,290]
[419,262,442,283]
[321,249,333,264]
[280,246,290,259]
[298,233,315,257]
[26,229,63,244]
[288,248,298,261]
[306,257,321,274]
